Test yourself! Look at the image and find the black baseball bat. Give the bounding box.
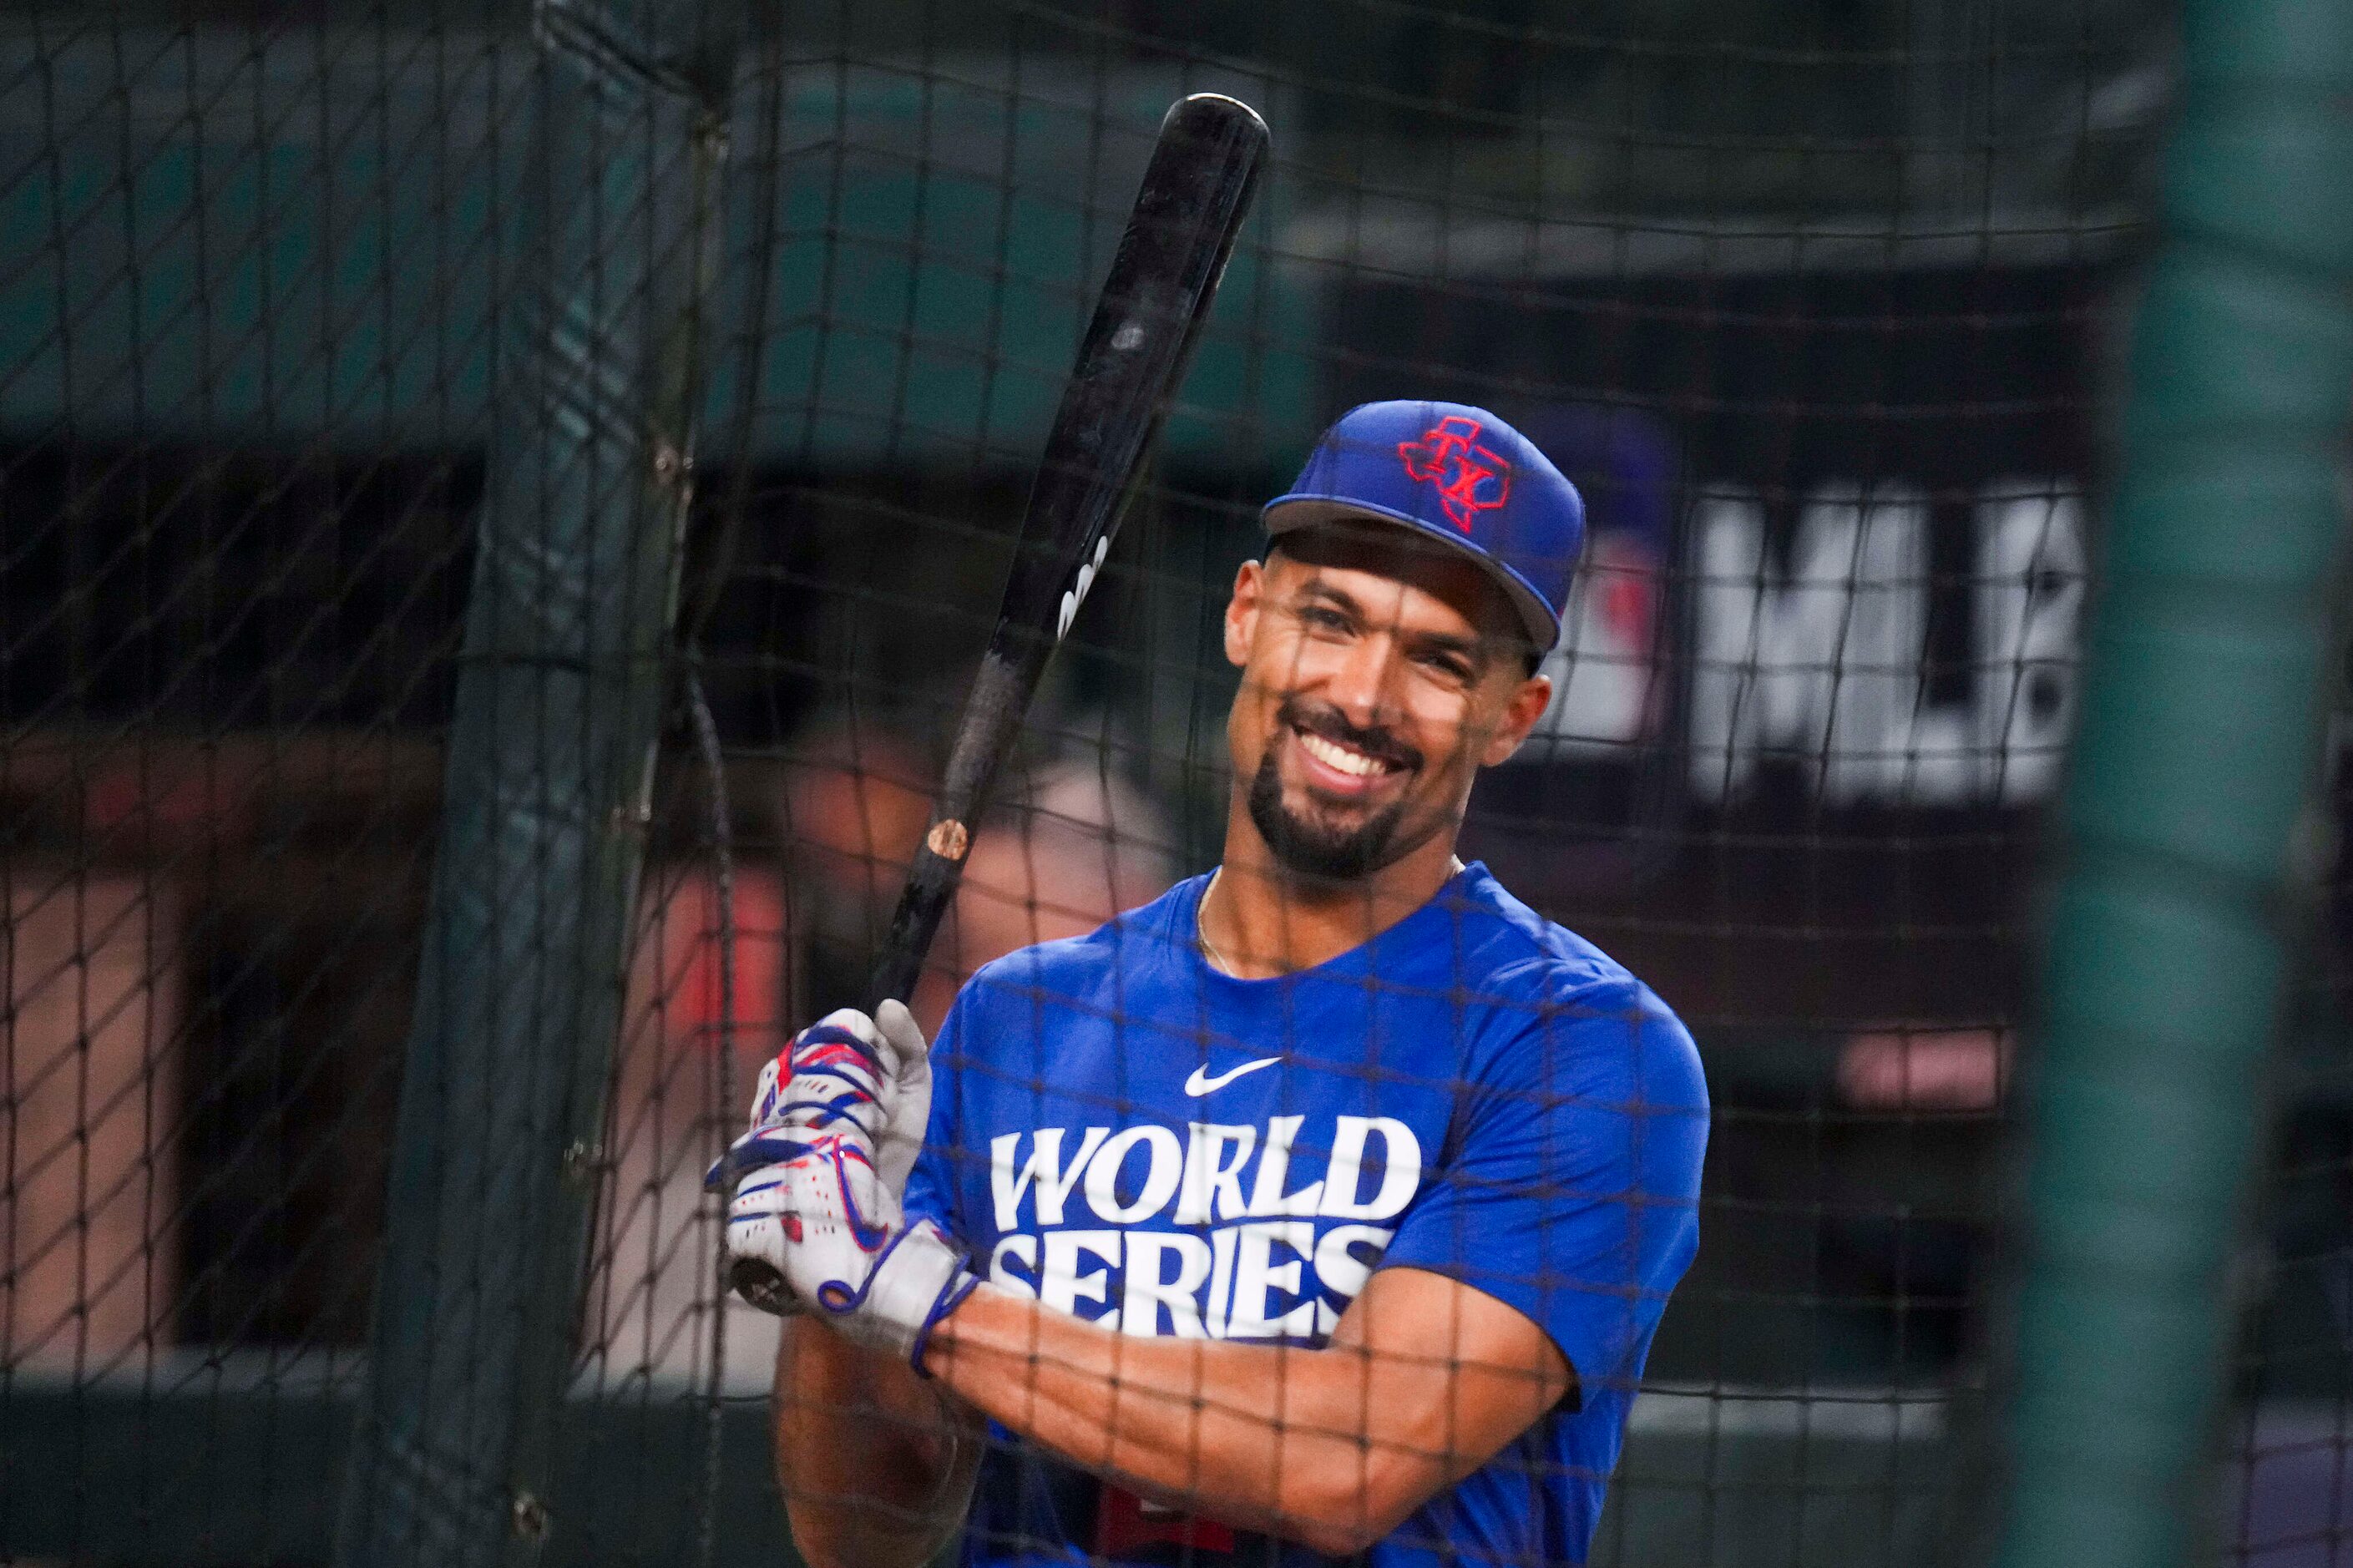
[863,92,1268,1009]
[730,93,1268,1312]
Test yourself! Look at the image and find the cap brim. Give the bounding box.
[1263,497,1561,655]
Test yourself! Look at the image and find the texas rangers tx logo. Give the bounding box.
[1397,416,1511,533]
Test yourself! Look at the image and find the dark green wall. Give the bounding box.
[0,31,1318,468]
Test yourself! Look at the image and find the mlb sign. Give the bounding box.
[1497,410,2087,810]
[1683,481,2085,807]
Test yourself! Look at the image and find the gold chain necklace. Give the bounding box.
[1196,869,1240,974]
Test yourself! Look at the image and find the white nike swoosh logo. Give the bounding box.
[1184,1056,1280,1096]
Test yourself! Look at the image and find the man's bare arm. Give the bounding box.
[924,1267,1571,1556]
[772,1314,984,1568]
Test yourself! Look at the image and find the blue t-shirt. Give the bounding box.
[904,862,1708,1568]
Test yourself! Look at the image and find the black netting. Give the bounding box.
[3,3,2345,1567]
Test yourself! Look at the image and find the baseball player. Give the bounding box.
[711,401,1710,1568]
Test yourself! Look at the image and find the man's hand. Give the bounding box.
[706,1002,934,1314]
[738,1129,976,1364]
[706,1004,973,1355]
[707,1001,934,1198]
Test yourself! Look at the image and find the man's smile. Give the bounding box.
[1296,728,1400,783]
[1276,698,1424,807]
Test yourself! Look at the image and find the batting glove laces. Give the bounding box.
[726,1130,978,1368]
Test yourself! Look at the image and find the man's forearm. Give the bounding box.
[773,1315,981,1568]
[925,1285,1417,1556]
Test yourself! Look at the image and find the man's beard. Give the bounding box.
[1245,700,1441,882]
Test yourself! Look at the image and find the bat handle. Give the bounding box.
[863,648,1030,1015]
[728,1256,801,1317]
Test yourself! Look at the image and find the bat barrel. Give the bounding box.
[992,94,1268,644]
[853,99,1266,1020]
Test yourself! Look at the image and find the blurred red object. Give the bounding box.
[631,867,788,1047]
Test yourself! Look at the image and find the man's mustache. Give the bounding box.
[1275,697,1424,775]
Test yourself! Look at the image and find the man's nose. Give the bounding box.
[1320,630,1401,728]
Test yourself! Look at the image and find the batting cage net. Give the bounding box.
[2,1,2345,1565]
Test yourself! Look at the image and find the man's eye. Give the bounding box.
[1298,606,1351,633]
[1419,652,1475,683]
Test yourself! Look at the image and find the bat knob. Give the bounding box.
[728,1257,801,1317]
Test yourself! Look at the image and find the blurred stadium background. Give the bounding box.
[1,0,2346,1565]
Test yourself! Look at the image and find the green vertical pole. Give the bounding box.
[1993,2,2353,1565]
[333,2,738,1565]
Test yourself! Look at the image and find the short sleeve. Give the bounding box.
[1376,978,1709,1405]
[898,1001,966,1237]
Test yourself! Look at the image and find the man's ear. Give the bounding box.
[1478,671,1554,767]
[1223,559,1265,670]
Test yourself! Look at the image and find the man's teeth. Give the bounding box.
[1298,731,1389,778]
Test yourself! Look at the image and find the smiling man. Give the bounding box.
[714,401,1710,1568]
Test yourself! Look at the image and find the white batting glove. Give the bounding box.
[728,1131,978,1368]
[705,1003,939,1318]
[705,1002,933,1199]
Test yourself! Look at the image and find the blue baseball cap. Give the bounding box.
[1263,401,1585,655]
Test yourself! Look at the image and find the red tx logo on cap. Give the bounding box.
[1398,416,1512,533]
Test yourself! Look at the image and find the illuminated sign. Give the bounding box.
[1685,482,2085,806]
